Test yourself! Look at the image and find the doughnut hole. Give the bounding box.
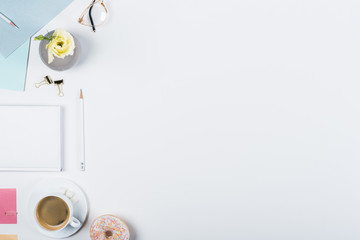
[105,230,113,238]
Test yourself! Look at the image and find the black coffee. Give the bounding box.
[36,196,70,230]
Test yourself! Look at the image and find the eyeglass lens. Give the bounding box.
[84,2,107,27]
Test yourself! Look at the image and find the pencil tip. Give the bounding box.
[10,22,18,28]
[80,89,83,99]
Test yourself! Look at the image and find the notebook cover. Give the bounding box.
[0,189,17,224]
[0,235,17,240]
[0,106,62,171]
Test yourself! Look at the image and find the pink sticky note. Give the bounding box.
[0,189,17,224]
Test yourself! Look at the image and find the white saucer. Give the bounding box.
[27,178,88,238]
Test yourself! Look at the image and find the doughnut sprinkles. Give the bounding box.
[90,215,130,240]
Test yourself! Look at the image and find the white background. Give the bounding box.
[1,0,360,239]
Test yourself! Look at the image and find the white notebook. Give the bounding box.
[0,106,62,171]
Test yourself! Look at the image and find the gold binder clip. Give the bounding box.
[54,80,64,97]
[35,75,53,88]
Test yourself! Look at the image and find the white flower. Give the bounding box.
[46,29,75,64]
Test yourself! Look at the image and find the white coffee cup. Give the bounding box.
[34,193,81,231]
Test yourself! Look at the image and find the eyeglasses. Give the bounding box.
[78,0,108,32]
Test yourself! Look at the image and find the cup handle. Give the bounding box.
[69,216,81,228]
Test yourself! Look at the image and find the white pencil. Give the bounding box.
[0,12,18,29]
[80,89,85,171]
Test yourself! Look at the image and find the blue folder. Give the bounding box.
[0,0,74,58]
[0,40,29,91]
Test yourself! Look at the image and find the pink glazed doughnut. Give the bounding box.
[90,215,130,240]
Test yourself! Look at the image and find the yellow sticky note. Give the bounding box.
[0,234,17,240]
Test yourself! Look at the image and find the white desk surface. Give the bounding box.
[1,0,360,239]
